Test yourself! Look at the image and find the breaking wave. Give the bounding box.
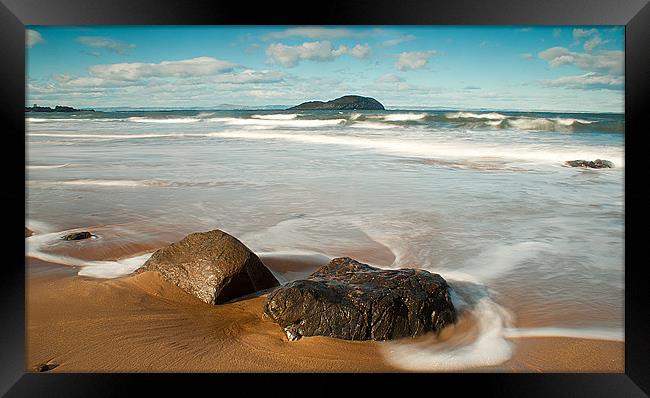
[25,110,621,133]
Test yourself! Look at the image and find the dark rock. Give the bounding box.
[62,231,93,241]
[264,257,456,341]
[136,229,279,304]
[565,159,614,169]
[25,104,94,113]
[288,95,385,111]
[25,227,33,238]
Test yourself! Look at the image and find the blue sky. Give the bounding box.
[26,26,624,112]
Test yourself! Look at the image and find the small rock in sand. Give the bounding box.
[62,231,93,241]
[25,227,33,238]
[565,159,614,169]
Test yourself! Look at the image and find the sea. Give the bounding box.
[25,108,625,370]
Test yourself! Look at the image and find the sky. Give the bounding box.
[26,26,624,112]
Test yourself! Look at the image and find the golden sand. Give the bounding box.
[25,258,623,373]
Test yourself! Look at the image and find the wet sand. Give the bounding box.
[25,257,623,373]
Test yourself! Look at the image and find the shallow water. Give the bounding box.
[25,109,624,370]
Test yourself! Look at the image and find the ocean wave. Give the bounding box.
[349,121,396,130]
[27,117,125,123]
[208,117,346,128]
[382,113,428,122]
[127,117,199,124]
[251,114,298,120]
[446,112,508,120]
[207,130,624,167]
[506,117,592,131]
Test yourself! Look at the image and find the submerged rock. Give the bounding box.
[264,257,456,341]
[136,229,279,304]
[565,159,614,169]
[62,231,93,241]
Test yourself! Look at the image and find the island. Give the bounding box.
[25,104,95,113]
[288,95,385,111]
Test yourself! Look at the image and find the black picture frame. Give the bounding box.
[2,0,648,396]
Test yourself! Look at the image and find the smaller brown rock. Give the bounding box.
[25,227,33,238]
[136,229,279,304]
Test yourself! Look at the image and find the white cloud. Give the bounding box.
[211,70,284,84]
[76,36,136,54]
[541,72,623,90]
[88,57,238,81]
[26,29,44,48]
[583,35,603,53]
[538,47,623,74]
[348,44,371,59]
[263,27,369,40]
[377,73,404,83]
[573,28,598,40]
[382,34,416,47]
[265,41,370,67]
[395,50,436,71]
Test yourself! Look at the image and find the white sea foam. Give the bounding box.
[208,117,346,128]
[77,253,153,278]
[127,117,198,124]
[28,179,172,188]
[350,121,396,130]
[27,117,124,123]
[251,114,298,120]
[552,117,593,125]
[381,284,515,371]
[503,326,623,341]
[26,163,70,170]
[459,242,552,281]
[25,229,152,278]
[507,117,592,131]
[446,112,508,120]
[207,130,624,167]
[28,132,173,139]
[25,219,58,234]
[382,113,427,122]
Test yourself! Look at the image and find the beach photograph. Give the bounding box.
[25,25,624,372]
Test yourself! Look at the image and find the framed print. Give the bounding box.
[1,0,648,396]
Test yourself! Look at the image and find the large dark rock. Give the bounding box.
[288,95,385,111]
[136,230,279,304]
[565,159,614,169]
[264,257,456,341]
[62,231,93,240]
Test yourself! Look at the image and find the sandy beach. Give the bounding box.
[26,256,623,373]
